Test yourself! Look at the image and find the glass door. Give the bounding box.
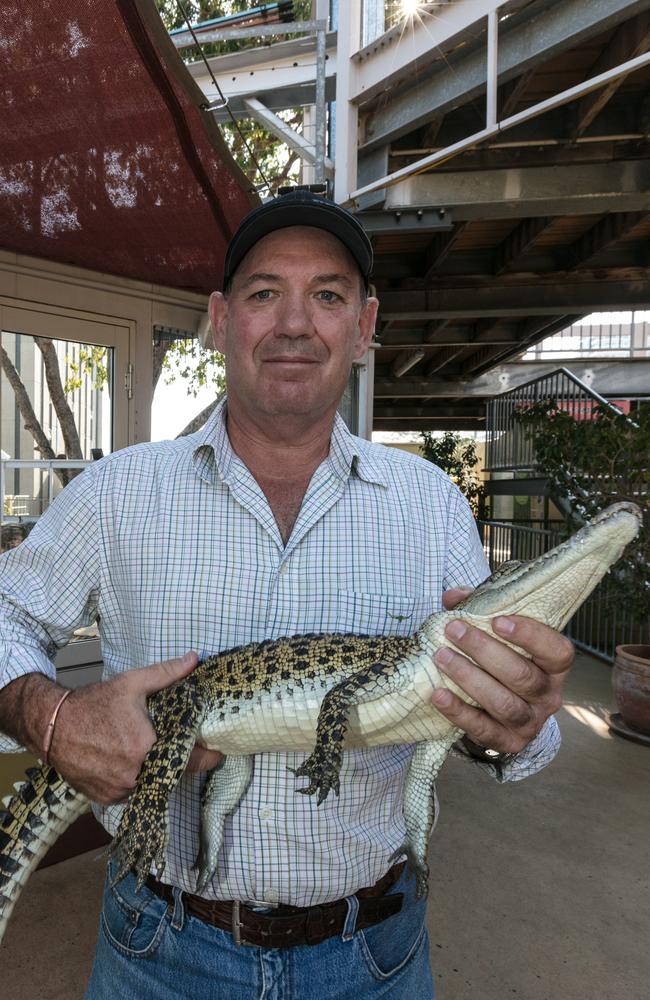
[0,303,131,680]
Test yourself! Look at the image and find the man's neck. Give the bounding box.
[225,403,334,482]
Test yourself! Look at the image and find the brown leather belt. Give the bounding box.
[145,862,406,948]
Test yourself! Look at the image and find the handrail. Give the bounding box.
[485,366,632,473]
[1,459,92,523]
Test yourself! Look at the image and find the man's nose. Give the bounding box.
[275,294,315,337]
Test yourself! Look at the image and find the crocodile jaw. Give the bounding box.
[441,501,642,633]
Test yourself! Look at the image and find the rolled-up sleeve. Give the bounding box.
[0,469,100,751]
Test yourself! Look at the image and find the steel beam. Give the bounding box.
[242,98,334,177]
[373,359,650,398]
[571,12,650,138]
[353,49,650,202]
[189,32,338,119]
[358,208,453,234]
[360,0,650,150]
[567,212,649,268]
[383,160,650,221]
[493,217,555,275]
[376,278,650,320]
[352,0,508,106]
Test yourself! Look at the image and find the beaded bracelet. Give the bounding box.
[43,689,72,765]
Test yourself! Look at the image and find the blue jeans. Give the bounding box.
[85,861,434,999]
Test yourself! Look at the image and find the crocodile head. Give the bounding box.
[455,501,643,632]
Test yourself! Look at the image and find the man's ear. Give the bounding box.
[353,296,379,360]
[208,291,228,353]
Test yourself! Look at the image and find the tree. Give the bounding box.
[419,431,486,517]
[152,0,311,432]
[514,400,650,622]
[0,339,108,486]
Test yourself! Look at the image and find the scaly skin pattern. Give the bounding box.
[0,766,88,944]
[0,501,641,943]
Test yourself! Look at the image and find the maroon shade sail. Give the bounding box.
[0,0,258,294]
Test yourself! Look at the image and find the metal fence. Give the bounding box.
[1,459,92,551]
[485,367,624,473]
[478,519,649,661]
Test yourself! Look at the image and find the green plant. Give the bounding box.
[420,431,485,517]
[514,400,649,622]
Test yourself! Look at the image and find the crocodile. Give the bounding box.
[0,500,642,945]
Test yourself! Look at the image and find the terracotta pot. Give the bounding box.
[613,645,650,736]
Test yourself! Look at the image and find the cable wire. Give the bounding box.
[175,0,274,195]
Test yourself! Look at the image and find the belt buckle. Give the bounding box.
[231,900,243,946]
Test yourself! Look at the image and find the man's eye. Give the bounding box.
[252,289,273,300]
[317,290,339,302]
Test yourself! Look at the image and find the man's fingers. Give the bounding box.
[492,616,575,675]
[434,644,537,729]
[430,687,521,753]
[187,746,224,774]
[130,651,200,696]
[442,587,474,611]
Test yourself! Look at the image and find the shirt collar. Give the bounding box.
[192,399,387,488]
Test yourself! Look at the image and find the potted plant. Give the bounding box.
[514,399,650,741]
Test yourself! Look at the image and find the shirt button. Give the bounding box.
[259,806,273,820]
[279,563,289,576]
[264,888,279,904]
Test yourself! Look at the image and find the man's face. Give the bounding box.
[209,227,378,425]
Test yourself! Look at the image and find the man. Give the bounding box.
[0,190,572,999]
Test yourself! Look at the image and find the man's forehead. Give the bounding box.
[236,226,360,276]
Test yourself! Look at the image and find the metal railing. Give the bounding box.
[478,519,649,660]
[485,367,624,473]
[1,459,92,524]
[523,314,650,360]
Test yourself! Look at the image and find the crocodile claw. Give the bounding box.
[291,749,342,804]
[388,843,429,899]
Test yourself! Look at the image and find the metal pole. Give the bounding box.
[334,0,362,203]
[486,10,498,129]
[314,20,327,184]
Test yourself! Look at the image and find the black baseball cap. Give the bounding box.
[223,189,373,290]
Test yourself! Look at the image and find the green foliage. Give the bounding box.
[64,346,109,395]
[420,431,485,517]
[515,400,650,621]
[162,338,226,397]
[155,2,305,190]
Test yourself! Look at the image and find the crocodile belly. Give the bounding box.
[197,650,458,755]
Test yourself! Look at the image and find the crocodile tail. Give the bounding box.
[0,763,89,946]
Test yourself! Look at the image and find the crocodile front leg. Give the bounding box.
[111,674,204,888]
[293,656,409,804]
[390,735,459,898]
[195,754,253,893]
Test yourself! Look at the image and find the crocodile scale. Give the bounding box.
[0,501,642,946]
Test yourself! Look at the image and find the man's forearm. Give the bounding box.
[0,673,66,757]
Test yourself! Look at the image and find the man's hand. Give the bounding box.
[430,588,574,754]
[49,652,223,804]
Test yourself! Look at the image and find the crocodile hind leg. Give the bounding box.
[111,674,203,888]
[195,754,253,893]
[293,658,407,804]
[389,734,459,898]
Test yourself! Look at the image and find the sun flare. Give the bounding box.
[400,0,424,16]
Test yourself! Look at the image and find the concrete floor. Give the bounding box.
[2,651,649,1000]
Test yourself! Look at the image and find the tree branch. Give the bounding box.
[175,397,222,438]
[0,345,58,462]
[33,338,83,460]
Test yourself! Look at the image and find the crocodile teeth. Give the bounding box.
[1,798,11,809]
[13,783,24,793]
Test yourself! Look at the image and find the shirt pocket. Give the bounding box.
[336,592,437,638]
